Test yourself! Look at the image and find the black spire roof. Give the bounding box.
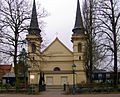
[28,0,41,35]
[72,0,84,34]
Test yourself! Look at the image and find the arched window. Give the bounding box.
[31,43,36,53]
[53,67,60,71]
[78,43,82,52]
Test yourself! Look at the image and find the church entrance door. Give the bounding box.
[61,76,67,85]
[46,77,53,85]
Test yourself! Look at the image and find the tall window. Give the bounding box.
[79,56,81,60]
[78,43,82,52]
[31,43,36,53]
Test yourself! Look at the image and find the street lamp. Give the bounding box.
[72,64,76,95]
[30,74,35,86]
[30,74,35,94]
[30,74,35,82]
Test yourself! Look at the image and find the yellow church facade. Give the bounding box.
[26,0,87,87]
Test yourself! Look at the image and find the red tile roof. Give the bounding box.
[0,64,12,80]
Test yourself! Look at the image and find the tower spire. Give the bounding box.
[72,0,84,34]
[28,0,41,35]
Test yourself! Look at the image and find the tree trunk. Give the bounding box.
[14,29,19,92]
[114,40,118,87]
[89,0,93,83]
[110,0,118,88]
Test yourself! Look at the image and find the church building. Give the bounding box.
[26,0,87,87]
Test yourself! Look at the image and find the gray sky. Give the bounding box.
[35,0,83,50]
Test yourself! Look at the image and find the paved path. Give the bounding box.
[0,88,120,97]
[40,88,65,95]
[0,94,120,97]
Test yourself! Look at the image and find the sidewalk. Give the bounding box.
[1,93,120,97]
[1,88,120,97]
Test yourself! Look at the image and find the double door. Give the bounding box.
[46,76,68,85]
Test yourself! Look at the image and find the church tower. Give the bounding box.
[26,0,42,58]
[26,0,42,84]
[71,0,87,83]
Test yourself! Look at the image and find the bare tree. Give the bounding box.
[97,0,120,87]
[83,0,99,83]
[0,0,47,90]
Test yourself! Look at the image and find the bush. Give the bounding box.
[3,84,12,89]
[75,83,120,93]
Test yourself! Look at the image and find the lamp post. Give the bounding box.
[72,64,76,95]
[30,74,35,94]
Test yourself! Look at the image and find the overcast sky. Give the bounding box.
[35,0,83,50]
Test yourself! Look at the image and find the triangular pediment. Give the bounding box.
[43,38,73,56]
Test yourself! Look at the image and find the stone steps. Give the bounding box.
[46,85,63,89]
